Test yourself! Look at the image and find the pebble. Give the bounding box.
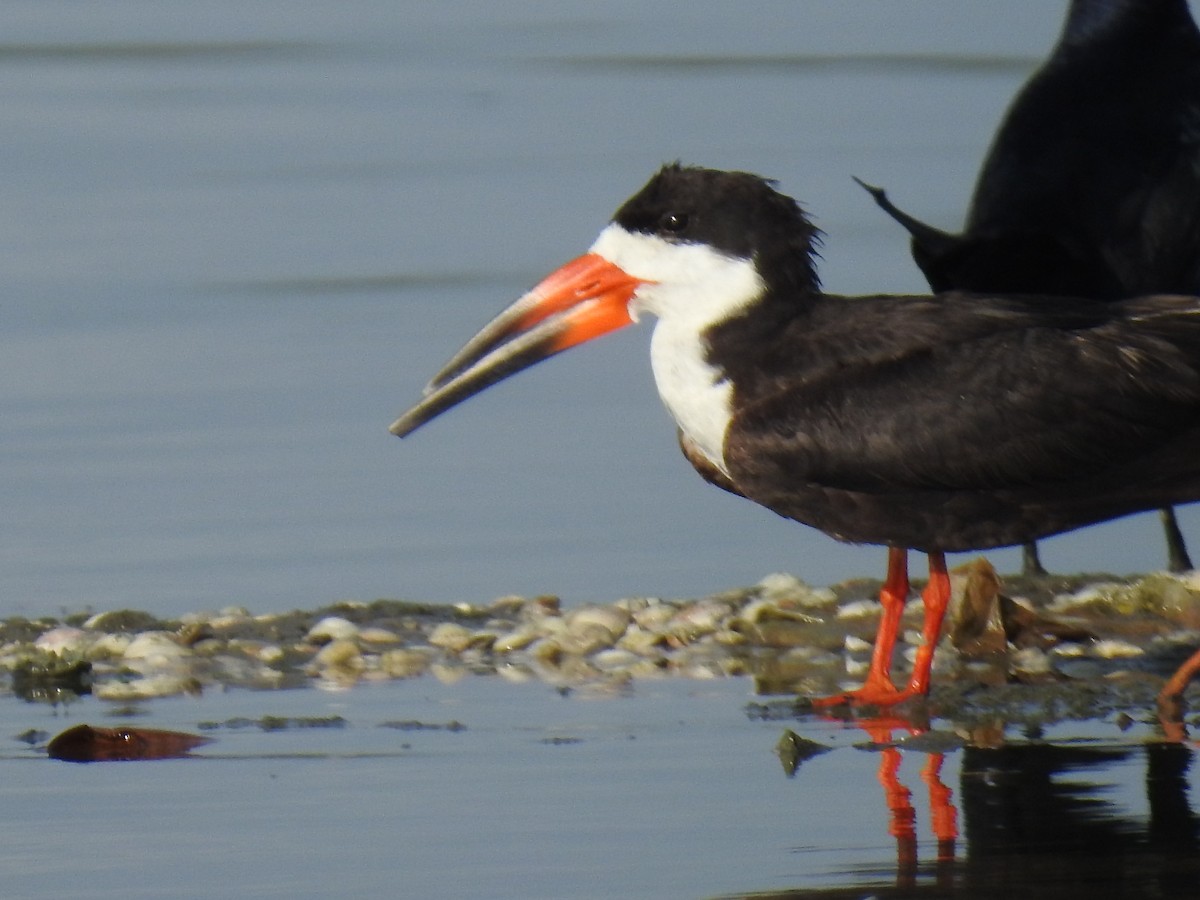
[427,623,476,653]
[307,616,359,643]
[357,627,401,645]
[34,627,87,655]
[1090,639,1143,659]
[379,648,433,679]
[312,639,364,683]
[836,600,880,619]
[1052,642,1087,658]
[1010,647,1052,677]
[88,633,132,659]
[492,627,541,654]
[559,605,630,654]
[755,572,837,610]
[83,609,162,633]
[843,635,873,654]
[617,625,667,655]
[95,674,198,701]
[591,649,641,671]
[663,599,732,642]
[123,632,190,663]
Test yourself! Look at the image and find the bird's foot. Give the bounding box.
[812,678,924,710]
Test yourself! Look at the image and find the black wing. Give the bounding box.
[723,294,1200,497]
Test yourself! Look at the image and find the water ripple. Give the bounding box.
[533,52,1037,75]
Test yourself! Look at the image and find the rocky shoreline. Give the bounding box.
[5,565,1200,729]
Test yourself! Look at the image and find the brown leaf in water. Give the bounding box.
[47,724,211,762]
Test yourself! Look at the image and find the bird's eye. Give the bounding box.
[659,212,689,235]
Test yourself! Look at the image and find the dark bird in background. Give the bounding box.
[391,163,1200,711]
[859,0,1200,574]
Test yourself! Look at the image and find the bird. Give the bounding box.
[391,162,1200,709]
[860,0,1200,574]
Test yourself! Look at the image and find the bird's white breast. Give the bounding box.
[649,321,735,474]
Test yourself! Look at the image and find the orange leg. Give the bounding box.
[1157,644,1200,741]
[904,552,950,696]
[814,547,910,707]
[815,550,949,709]
[1159,644,1200,704]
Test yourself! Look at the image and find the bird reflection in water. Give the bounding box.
[736,731,1199,900]
[777,715,957,891]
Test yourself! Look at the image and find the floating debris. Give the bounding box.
[15,728,48,746]
[197,715,347,732]
[47,724,210,762]
[378,720,467,732]
[775,728,832,776]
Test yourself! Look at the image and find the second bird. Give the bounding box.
[862,0,1200,573]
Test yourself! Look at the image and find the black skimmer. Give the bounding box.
[861,0,1200,574]
[391,163,1200,708]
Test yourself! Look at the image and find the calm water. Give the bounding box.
[4,2,1200,898]
[4,678,1199,900]
[6,0,1200,620]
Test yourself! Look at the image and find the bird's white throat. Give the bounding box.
[588,223,765,474]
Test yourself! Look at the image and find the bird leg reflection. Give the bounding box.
[860,718,958,888]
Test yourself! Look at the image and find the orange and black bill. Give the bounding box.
[389,252,646,437]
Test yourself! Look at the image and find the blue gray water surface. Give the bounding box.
[4,3,1200,898]
[5,677,1198,900]
[6,0,1198,620]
